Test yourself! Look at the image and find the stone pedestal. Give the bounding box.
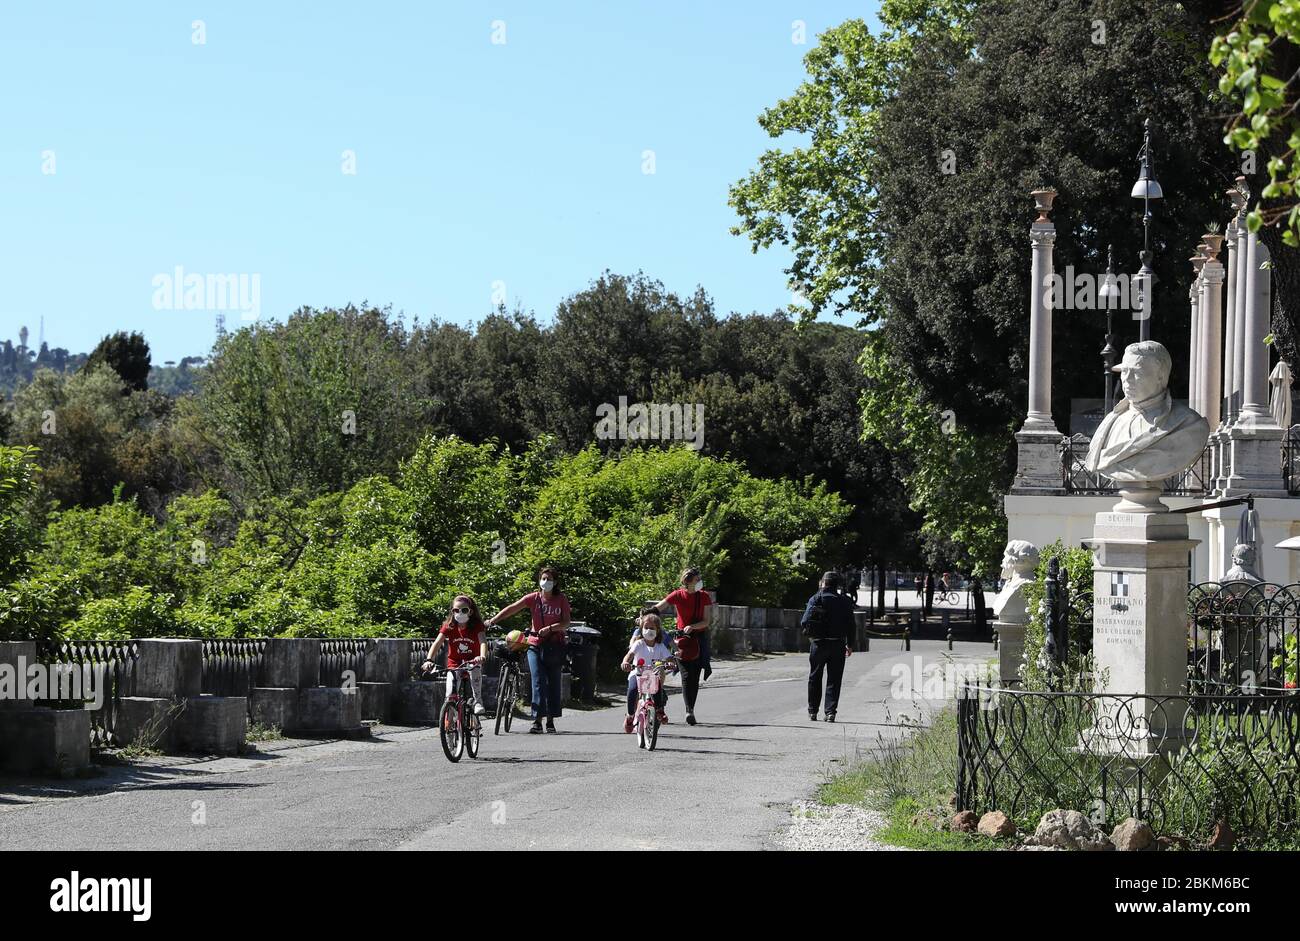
[995,622,1025,683]
[250,687,297,730]
[115,696,179,750]
[130,639,202,698]
[0,708,91,776]
[356,681,393,722]
[1224,423,1287,496]
[176,695,246,755]
[259,638,321,689]
[1012,430,1065,493]
[363,639,412,686]
[296,686,362,734]
[1088,510,1197,755]
[394,681,444,724]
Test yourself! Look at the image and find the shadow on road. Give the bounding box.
[475,757,596,765]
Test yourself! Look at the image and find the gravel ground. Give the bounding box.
[776,799,914,851]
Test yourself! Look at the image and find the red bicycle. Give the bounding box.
[431,663,482,763]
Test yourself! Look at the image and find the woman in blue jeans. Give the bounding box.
[486,566,571,733]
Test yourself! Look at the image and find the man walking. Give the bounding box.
[800,571,855,722]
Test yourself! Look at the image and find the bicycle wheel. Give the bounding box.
[648,708,660,752]
[494,673,509,736]
[466,710,481,758]
[503,670,517,732]
[439,699,463,762]
[636,702,648,749]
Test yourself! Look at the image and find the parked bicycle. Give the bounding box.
[492,631,528,735]
[433,664,482,762]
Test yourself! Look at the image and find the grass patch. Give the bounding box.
[245,722,283,742]
[817,705,1005,850]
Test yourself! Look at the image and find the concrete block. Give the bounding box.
[0,707,91,775]
[726,605,748,630]
[782,610,801,651]
[250,688,297,731]
[115,696,179,750]
[394,681,444,724]
[356,681,393,722]
[259,638,321,688]
[363,639,412,686]
[729,627,751,655]
[176,695,246,755]
[0,642,37,711]
[296,686,360,732]
[131,639,202,698]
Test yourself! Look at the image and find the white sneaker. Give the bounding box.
[473,702,486,716]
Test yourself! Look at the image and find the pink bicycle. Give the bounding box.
[633,658,675,751]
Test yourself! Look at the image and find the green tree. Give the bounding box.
[86,331,152,393]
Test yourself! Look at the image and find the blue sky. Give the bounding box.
[0,1,879,363]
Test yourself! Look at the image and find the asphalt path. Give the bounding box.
[0,641,990,851]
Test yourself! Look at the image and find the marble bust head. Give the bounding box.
[994,539,1039,624]
[1083,341,1210,510]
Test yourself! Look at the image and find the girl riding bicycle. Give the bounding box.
[621,614,675,734]
[421,594,488,715]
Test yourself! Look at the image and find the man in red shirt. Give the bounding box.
[653,567,713,725]
[422,595,488,715]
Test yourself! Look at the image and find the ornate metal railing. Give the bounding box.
[1188,581,1300,693]
[1060,434,1211,495]
[956,686,1300,842]
[408,638,438,678]
[200,638,268,698]
[1284,426,1300,496]
[35,639,139,749]
[319,638,372,687]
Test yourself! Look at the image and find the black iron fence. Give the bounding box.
[956,685,1300,841]
[1285,426,1300,496]
[1189,581,1300,693]
[35,639,138,749]
[200,638,268,698]
[1060,434,1211,495]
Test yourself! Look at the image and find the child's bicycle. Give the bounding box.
[632,658,675,751]
[430,663,482,762]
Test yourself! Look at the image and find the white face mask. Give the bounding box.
[693,580,704,592]
[641,628,658,643]
[539,579,554,592]
[453,611,470,625]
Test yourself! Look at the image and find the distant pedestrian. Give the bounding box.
[914,574,924,599]
[800,571,855,722]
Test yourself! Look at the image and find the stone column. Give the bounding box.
[1232,181,1251,422]
[1188,252,1203,416]
[1226,231,1287,495]
[1022,189,1057,434]
[1200,235,1224,429]
[1223,185,1247,424]
[1012,188,1063,492]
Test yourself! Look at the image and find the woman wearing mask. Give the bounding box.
[486,567,571,734]
[653,567,713,725]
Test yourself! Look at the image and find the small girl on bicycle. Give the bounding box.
[421,594,488,715]
[621,613,675,734]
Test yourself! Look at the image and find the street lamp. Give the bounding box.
[1098,243,1120,412]
[1131,117,1163,342]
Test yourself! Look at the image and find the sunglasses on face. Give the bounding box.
[453,607,471,615]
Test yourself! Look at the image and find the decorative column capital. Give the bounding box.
[1029,227,1056,246]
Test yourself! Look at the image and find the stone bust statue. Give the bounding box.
[993,539,1039,625]
[1223,543,1263,583]
[1084,341,1210,509]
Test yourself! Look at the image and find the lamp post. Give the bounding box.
[1131,117,1164,342]
[1098,244,1120,412]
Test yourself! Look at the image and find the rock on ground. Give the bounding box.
[1110,817,1154,852]
[1027,809,1113,851]
[977,810,1016,839]
[778,800,914,851]
[950,810,978,832]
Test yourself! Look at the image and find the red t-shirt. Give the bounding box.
[523,592,571,645]
[441,623,486,667]
[665,588,712,632]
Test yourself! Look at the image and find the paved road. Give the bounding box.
[0,641,989,851]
